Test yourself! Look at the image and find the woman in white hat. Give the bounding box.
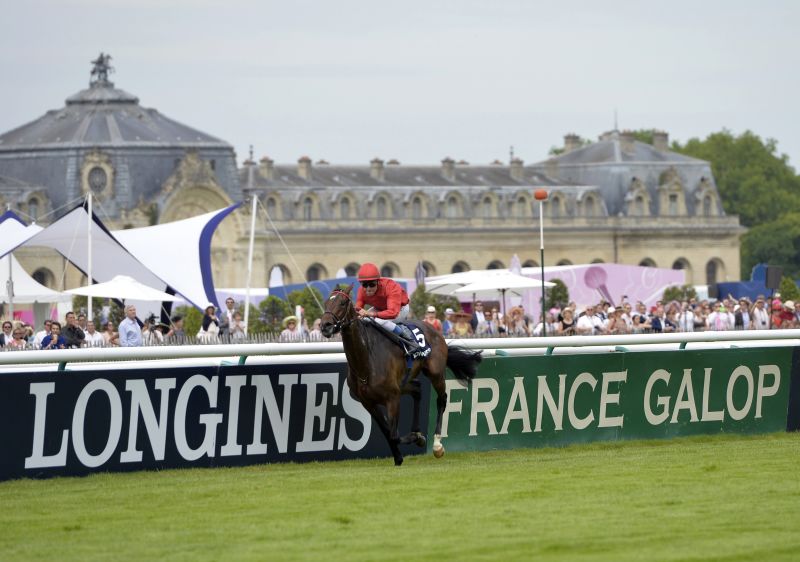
[423,305,442,333]
[280,315,302,342]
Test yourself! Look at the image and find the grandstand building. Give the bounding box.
[0,57,743,292]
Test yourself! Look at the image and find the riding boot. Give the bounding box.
[393,324,421,349]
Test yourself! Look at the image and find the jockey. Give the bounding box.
[355,262,420,348]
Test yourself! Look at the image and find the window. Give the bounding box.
[635,195,645,216]
[340,197,351,219]
[706,260,718,285]
[516,196,527,219]
[639,258,656,267]
[28,198,39,221]
[306,264,326,281]
[703,196,712,216]
[376,197,388,220]
[451,261,469,273]
[266,197,277,218]
[487,260,504,270]
[446,196,459,219]
[381,263,398,277]
[303,197,313,221]
[482,196,493,219]
[584,197,595,217]
[412,197,422,220]
[345,263,359,276]
[550,197,561,218]
[88,167,107,194]
[669,193,678,216]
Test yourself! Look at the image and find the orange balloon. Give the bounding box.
[534,189,548,200]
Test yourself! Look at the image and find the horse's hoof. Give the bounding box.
[394,456,404,466]
[415,434,427,448]
[433,444,445,458]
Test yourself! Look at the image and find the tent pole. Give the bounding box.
[243,195,258,335]
[7,252,13,321]
[87,193,93,322]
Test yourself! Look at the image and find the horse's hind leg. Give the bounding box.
[399,380,426,447]
[428,372,448,458]
[366,402,403,466]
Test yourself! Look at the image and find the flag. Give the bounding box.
[415,261,426,286]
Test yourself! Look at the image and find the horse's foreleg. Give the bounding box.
[431,376,448,458]
[366,403,403,466]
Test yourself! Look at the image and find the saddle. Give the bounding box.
[365,319,432,360]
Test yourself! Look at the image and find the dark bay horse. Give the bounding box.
[320,285,482,466]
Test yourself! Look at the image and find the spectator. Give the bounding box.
[118,304,143,347]
[8,326,28,349]
[619,303,634,332]
[142,317,163,345]
[230,311,247,340]
[280,315,303,342]
[778,300,796,328]
[632,302,651,333]
[442,308,455,337]
[308,318,323,341]
[197,303,220,343]
[33,319,52,347]
[576,304,603,335]
[103,321,119,346]
[751,297,769,330]
[707,302,732,331]
[219,297,236,337]
[606,307,629,334]
[532,312,558,337]
[77,313,88,332]
[423,305,443,333]
[165,315,186,342]
[558,307,576,335]
[506,306,530,336]
[470,301,487,332]
[41,321,67,350]
[452,312,473,337]
[62,311,86,348]
[0,320,13,346]
[84,320,105,347]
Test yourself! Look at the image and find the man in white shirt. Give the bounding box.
[576,304,604,335]
[219,297,236,337]
[118,305,143,347]
[751,297,769,330]
[33,319,52,347]
[677,301,695,332]
[84,320,105,347]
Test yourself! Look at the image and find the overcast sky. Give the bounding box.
[1,0,798,169]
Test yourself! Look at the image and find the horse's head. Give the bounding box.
[320,284,355,338]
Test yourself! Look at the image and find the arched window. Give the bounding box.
[446,195,459,219]
[639,258,657,267]
[703,195,712,216]
[376,197,388,220]
[522,259,538,268]
[669,194,678,216]
[591,258,605,264]
[269,264,291,286]
[306,263,327,281]
[482,196,493,219]
[487,260,504,270]
[266,197,277,218]
[451,261,470,273]
[380,263,398,277]
[706,260,718,285]
[340,197,351,220]
[516,196,527,219]
[344,262,359,276]
[28,198,39,221]
[672,259,687,270]
[421,261,436,277]
[634,195,646,217]
[556,259,573,266]
[550,197,561,218]
[303,197,313,221]
[584,197,595,217]
[32,268,55,288]
[412,197,422,219]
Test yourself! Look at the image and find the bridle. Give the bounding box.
[321,290,357,334]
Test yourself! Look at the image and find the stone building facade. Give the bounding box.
[0,58,743,296]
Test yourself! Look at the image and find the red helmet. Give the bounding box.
[357,263,380,281]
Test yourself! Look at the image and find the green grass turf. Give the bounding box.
[1,433,799,562]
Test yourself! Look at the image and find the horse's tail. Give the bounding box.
[446,346,482,385]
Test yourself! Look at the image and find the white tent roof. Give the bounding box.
[65,275,182,302]
[0,253,71,304]
[20,203,240,309]
[0,210,43,256]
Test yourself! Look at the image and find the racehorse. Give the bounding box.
[320,285,481,466]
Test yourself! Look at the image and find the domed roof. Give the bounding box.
[0,54,230,152]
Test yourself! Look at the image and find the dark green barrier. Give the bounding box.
[433,347,795,451]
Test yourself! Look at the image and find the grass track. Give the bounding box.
[1,433,799,561]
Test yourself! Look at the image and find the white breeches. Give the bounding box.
[372,303,410,332]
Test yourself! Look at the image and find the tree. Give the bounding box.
[544,278,569,311]
[71,296,123,326]
[409,285,461,320]
[287,287,325,326]
[251,296,292,334]
[662,284,698,303]
[173,305,203,337]
[778,276,800,303]
[671,130,800,228]
[740,212,800,280]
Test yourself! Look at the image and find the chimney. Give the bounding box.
[441,157,455,181]
[619,130,635,153]
[259,156,274,180]
[563,133,581,154]
[370,157,385,182]
[297,156,312,180]
[653,130,669,152]
[510,157,524,181]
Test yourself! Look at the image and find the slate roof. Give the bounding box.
[0,81,230,151]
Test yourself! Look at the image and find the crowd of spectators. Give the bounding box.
[2,293,798,351]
